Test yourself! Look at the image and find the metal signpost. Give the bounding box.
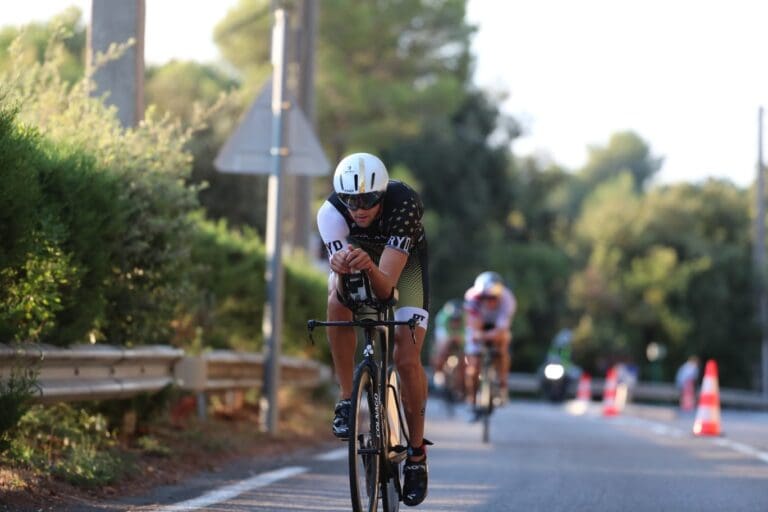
[758,107,768,399]
[214,9,329,434]
[260,8,289,435]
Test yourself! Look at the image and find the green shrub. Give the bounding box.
[136,435,171,457]
[0,31,198,346]
[5,403,130,487]
[0,30,330,358]
[0,107,127,343]
[185,214,330,361]
[0,109,41,268]
[0,365,39,453]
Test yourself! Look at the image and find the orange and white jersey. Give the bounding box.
[463,285,516,354]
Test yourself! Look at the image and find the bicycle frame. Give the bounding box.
[307,284,415,512]
[476,339,500,443]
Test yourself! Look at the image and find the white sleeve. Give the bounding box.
[317,201,350,259]
[495,288,516,330]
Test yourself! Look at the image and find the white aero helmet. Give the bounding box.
[333,153,389,210]
[473,271,504,298]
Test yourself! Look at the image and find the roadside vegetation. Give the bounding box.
[0,17,328,493]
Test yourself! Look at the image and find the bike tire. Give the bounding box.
[349,364,380,512]
[382,367,406,512]
[479,364,495,444]
[442,368,457,417]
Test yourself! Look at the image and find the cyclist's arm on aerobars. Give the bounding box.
[481,288,515,340]
[348,246,407,301]
[317,201,352,276]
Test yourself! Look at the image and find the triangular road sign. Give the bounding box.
[215,79,330,176]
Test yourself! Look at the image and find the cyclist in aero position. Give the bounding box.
[464,271,516,415]
[317,152,431,506]
[431,299,466,401]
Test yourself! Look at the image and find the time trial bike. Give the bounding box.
[475,338,501,444]
[308,272,416,512]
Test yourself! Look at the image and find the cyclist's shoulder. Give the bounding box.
[318,195,354,225]
[463,287,480,302]
[323,193,350,215]
[317,199,352,231]
[384,180,423,211]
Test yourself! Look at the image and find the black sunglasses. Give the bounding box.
[338,192,384,211]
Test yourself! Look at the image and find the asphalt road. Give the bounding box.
[99,399,768,512]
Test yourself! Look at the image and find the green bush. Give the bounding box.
[0,107,125,343]
[4,403,130,487]
[185,215,330,362]
[0,30,331,360]
[0,366,39,453]
[0,31,198,346]
[0,109,40,268]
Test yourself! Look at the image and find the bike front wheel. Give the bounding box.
[382,366,407,512]
[349,364,380,512]
[478,363,496,444]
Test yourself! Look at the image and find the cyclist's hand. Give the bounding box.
[329,250,351,274]
[346,247,374,272]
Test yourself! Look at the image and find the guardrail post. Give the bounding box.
[174,356,208,419]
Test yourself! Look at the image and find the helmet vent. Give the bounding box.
[370,172,376,189]
[354,174,359,191]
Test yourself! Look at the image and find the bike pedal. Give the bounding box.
[388,444,407,463]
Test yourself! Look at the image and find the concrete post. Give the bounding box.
[290,0,318,254]
[88,0,145,128]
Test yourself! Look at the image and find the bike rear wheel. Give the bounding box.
[349,365,380,512]
[478,363,496,444]
[382,367,407,512]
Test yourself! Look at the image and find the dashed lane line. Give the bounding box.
[578,410,768,466]
[157,466,307,511]
[314,447,347,461]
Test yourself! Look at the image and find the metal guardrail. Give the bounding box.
[0,343,184,403]
[174,350,331,392]
[2,346,764,410]
[0,343,330,404]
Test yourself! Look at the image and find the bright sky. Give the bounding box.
[6,0,767,187]
[467,0,768,187]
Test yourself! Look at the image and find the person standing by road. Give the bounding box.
[675,355,700,407]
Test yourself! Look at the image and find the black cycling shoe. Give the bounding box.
[332,399,351,439]
[402,444,430,506]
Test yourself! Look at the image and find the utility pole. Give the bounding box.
[287,0,318,254]
[757,107,768,399]
[216,5,328,434]
[261,8,290,434]
[89,0,145,128]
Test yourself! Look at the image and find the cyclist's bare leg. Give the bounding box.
[393,324,427,455]
[450,346,467,398]
[494,333,511,397]
[464,354,481,405]
[327,283,355,399]
[432,339,451,376]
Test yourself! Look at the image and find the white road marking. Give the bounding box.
[314,447,347,461]
[714,437,768,463]
[157,466,307,511]
[586,412,768,466]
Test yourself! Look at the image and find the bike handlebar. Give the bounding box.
[306,318,418,344]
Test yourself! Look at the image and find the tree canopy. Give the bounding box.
[0,2,762,388]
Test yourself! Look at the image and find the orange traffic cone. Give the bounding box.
[602,366,620,417]
[680,378,695,412]
[693,359,721,436]
[577,373,592,403]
